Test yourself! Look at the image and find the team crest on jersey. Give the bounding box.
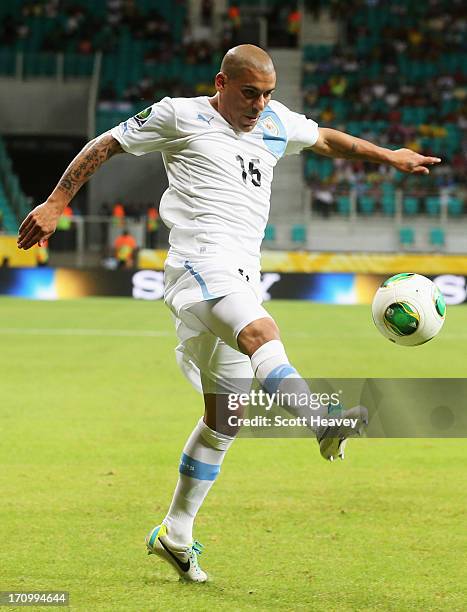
[260,116,280,136]
[133,107,152,127]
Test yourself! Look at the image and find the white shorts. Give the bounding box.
[164,254,272,394]
[164,252,262,316]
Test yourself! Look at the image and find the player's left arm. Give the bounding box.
[309,127,441,174]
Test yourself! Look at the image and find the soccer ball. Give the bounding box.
[372,273,446,346]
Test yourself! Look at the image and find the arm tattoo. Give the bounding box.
[326,136,364,161]
[57,133,124,199]
[341,141,362,160]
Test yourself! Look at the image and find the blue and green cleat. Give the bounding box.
[145,524,208,583]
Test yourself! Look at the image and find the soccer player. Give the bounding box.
[17,45,441,582]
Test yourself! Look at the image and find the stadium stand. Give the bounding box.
[0,136,29,232]
[0,0,464,254]
[303,0,466,219]
[0,0,215,132]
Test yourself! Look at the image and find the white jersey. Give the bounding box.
[111,96,319,264]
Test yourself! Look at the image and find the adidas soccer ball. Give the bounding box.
[372,273,446,346]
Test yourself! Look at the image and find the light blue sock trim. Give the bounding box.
[263,364,297,394]
[184,261,216,299]
[148,526,161,548]
[179,453,220,481]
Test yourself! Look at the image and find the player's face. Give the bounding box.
[215,68,276,132]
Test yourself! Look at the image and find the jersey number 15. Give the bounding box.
[236,155,261,187]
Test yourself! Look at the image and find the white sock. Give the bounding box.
[250,339,328,427]
[251,339,296,386]
[163,418,234,546]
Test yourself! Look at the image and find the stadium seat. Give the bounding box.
[305,156,317,179]
[303,44,333,61]
[337,195,350,216]
[402,107,418,124]
[264,224,276,242]
[291,224,307,243]
[381,193,396,216]
[426,196,441,216]
[399,227,415,248]
[319,159,334,180]
[359,195,375,215]
[429,227,445,249]
[0,189,18,233]
[381,182,394,195]
[447,196,463,217]
[403,197,419,215]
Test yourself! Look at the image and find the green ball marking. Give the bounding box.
[381,273,415,288]
[434,288,446,317]
[384,302,419,336]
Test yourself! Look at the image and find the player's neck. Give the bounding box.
[207,94,221,116]
[207,94,231,127]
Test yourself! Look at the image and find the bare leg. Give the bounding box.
[203,392,246,437]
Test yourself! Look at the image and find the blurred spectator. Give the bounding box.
[0,15,18,45]
[329,75,348,97]
[287,7,301,47]
[313,186,334,218]
[100,82,117,102]
[227,5,240,29]
[112,202,125,228]
[57,205,73,231]
[114,230,137,268]
[78,37,93,55]
[36,239,49,267]
[146,205,160,248]
[201,0,213,27]
[54,205,74,251]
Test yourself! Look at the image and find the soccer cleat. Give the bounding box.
[145,523,208,583]
[317,405,368,462]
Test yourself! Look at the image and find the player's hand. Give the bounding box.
[390,149,441,175]
[17,201,62,250]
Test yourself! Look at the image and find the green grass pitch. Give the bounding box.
[0,298,466,611]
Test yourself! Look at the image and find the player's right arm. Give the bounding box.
[17,132,123,249]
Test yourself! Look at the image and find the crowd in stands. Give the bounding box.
[224,2,302,48]
[1,0,465,221]
[302,0,466,214]
[1,0,184,54]
[102,201,161,253]
[100,39,219,104]
[1,1,302,104]
[99,200,157,221]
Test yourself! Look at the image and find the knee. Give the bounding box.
[237,317,280,356]
[204,393,244,437]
